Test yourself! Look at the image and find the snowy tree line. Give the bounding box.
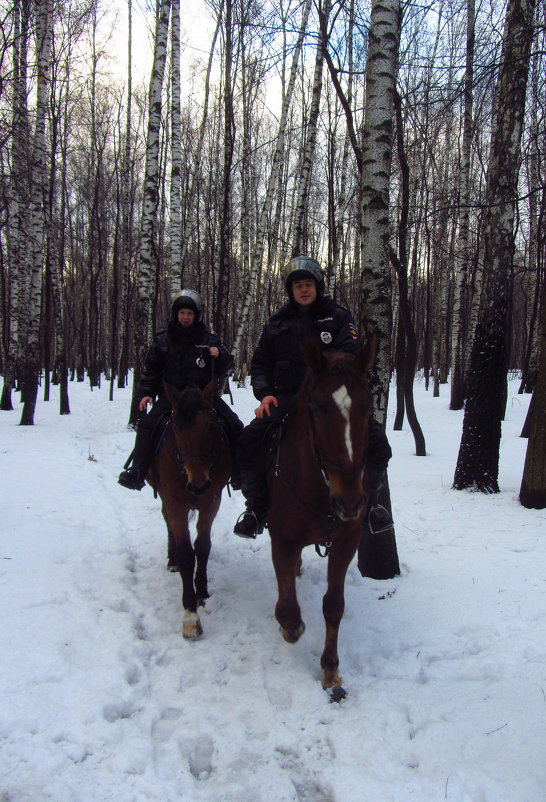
[0,0,544,503]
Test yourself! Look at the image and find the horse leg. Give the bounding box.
[167,528,178,571]
[163,503,202,639]
[320,534,359,689]
[193,496,220,605]
[271,537,305,643]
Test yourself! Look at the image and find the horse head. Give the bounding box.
[302,335,377,521]
[164,381,219,495]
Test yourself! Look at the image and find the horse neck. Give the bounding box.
[285,394,315,459]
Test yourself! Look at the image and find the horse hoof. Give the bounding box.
[327,686,347,703]
[280,621,305,644]
[182,612,203,639]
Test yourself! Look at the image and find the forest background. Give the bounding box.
[0,0,545,503]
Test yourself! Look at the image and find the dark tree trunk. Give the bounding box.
[520,281,546,507]
[454,0,536,491]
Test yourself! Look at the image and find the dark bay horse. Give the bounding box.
[267,336,377,695]
[147,382,231,639]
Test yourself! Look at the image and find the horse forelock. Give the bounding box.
[174,387,208,427]
[302,352,369,396]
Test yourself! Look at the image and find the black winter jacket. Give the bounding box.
[250,295,359,402]
[138,320,233,400]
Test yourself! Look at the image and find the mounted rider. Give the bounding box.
[118,289,243,491]
[233,256,393,539]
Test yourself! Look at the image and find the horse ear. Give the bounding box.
[356,333,377,374]
[163,381,181,408]
[304,337,325,373]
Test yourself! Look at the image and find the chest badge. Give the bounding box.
[196,357,206,368]
[320,331,333,345]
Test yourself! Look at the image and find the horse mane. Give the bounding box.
[174,386,208,427]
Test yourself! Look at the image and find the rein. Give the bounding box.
[273,413,338,558]
[169,407,222,478]
[308,407,363,484]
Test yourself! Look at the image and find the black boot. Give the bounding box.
[118,423,154,491]
[233,508,265,538]
[118,466,146,490]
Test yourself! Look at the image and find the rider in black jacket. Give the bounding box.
[233,256,392,539]
[118,289,243,491]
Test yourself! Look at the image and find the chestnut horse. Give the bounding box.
[148,382,231,639]
[267,336,376,697]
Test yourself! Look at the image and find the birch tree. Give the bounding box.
[169,0,181,287]
[1,0,31,411]
[19,0,54,425]
[450,0,475,410]
[358,0,401,424]
[130,0,171,426]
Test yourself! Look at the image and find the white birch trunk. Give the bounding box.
[19,0,54,425]
[132,0,171,422]
[359,0,401,424]
[169,0,182,293]
[1,0,30,409]
[450,0,475,409]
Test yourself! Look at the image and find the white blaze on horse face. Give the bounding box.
[332,385,353,460]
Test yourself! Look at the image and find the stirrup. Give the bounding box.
[368,504,393,535]
[118,467,145,490]
[233,510,265,539]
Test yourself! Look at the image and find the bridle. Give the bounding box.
[169,407,222,477]
[308,404,365,488]
[273,386,369,557]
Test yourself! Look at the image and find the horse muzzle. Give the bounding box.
[186,478,212,496]
[330,495,366,521]
[329,476,368,521]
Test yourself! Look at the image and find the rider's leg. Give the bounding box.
[118,397,170,490]
[366,419,394,533]
[233,414,277,538]
[213,395,244,489]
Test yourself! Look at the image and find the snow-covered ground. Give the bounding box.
[1,374,545,802]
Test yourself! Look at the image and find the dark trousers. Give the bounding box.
[238,397,290,514]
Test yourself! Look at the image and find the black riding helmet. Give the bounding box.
[284,256,325,299]
[171,289,204,322]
